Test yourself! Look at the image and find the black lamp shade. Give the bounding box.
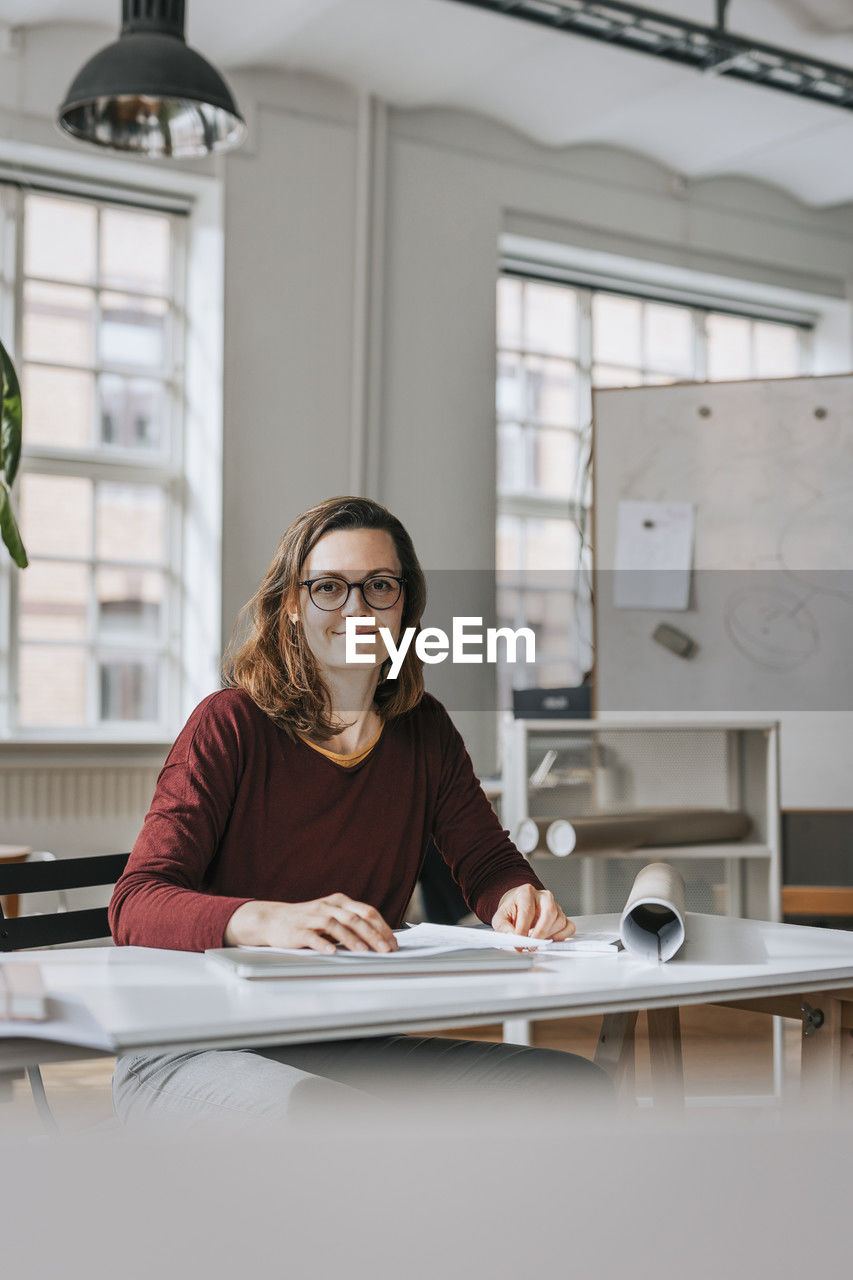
[57,2,245,158]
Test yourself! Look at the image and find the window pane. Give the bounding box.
[497,514,521,573]
[101,208,171,295]
[522,518,581,570]
[99,293,168,370]
[96,484,166,563]
[20,474,93,558]
[592,364,642,388]
[496,585,522,630]
[497,422,525,495]
[23,365,94,449]
[593,294,642,366]
[18,645,88,726]
[99,375,167,451]
[96,567,164,640]
[519,586,573,643]
[531,427,581,498]
[644,303,693,375]
[23,281,95,365]
[19,562,89,641]
[14,193,179,733]
[497,353,524,419]
[25,194,97,285]
[99,658,159,721]
[524,282,576,357]
[707,314,751,380]
[754,322,800,378]
[497,276,522,349]
[525,356,576,426]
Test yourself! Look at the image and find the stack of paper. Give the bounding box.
[397,923,622,955]
[0,963,48,1021]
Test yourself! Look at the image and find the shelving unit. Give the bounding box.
[501,714,781,923]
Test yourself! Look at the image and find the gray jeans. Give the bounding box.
[113,1036,610,1133]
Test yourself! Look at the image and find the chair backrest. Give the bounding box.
[0,853,130,950]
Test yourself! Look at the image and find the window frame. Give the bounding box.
[0,178,192,743]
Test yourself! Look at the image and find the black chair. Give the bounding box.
[419,839,470,925]
[0,852,129,950]
[0,852,130,1129]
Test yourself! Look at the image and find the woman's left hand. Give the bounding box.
[492,884,575,941]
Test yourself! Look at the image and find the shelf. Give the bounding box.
[529,842,772,863]
[503,715,781,922]
[515,716,779,732]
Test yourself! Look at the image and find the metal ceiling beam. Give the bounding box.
[445,0,853,110]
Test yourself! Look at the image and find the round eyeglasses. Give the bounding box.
[299,574,405,612]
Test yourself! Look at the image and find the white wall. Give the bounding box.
[3,26,853,799]
[221,73,359,639]
[223,71,853,778]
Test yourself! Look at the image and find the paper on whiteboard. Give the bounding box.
[614,500,694,610]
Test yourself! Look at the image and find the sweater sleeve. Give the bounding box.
[108,694,253,951]
[429,701,545,924]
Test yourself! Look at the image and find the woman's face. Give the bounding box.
[291,528,405,676]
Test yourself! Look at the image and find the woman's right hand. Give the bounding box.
[223,894,398,953]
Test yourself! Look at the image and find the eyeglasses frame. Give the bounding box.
[298,574,406,612]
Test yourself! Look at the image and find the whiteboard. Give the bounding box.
[593,374,853,807]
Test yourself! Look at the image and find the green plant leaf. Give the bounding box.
[0,339,22,487]
[0,479,28,569]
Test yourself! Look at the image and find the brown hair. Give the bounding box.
[223,496,427,740]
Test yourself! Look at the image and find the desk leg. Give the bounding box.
[502,1018,532,1046]
[0,1069,23,1103]
[800,997,850,1106]
[647,1007,685,1108]
[594,1011,638,1101]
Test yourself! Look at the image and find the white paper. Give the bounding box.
[240,925,621,957]
[0,962,48,1021]
[399,923,621,955]
[614,500,694,610]
[0,994,114,1049]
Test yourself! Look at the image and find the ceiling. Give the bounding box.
[3,1,853,207]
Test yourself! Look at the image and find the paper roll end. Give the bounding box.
[546,820,576,857]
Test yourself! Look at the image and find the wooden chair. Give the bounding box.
[0,852,130,1128]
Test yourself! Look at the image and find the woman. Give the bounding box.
[110,496,607,1129]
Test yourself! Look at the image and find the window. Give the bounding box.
[3,185,186,734]
[496,273,811,704]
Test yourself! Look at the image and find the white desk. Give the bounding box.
[2,913,853,1104]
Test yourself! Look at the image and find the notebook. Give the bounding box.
[205,946,536,979]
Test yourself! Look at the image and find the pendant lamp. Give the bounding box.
[57,0,246,158]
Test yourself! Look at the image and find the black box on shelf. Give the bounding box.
[511,685,592,720]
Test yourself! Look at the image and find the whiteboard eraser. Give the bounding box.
[652,622,697,659]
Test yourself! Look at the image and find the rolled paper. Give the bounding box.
[511,819,541,856]
[545,820,576,857]
[630,808,751,847]
[619,861,687,962]
[547,815,644,855]
[542,808,750,856]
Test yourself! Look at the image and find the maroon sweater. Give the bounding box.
[109,688,544,952]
